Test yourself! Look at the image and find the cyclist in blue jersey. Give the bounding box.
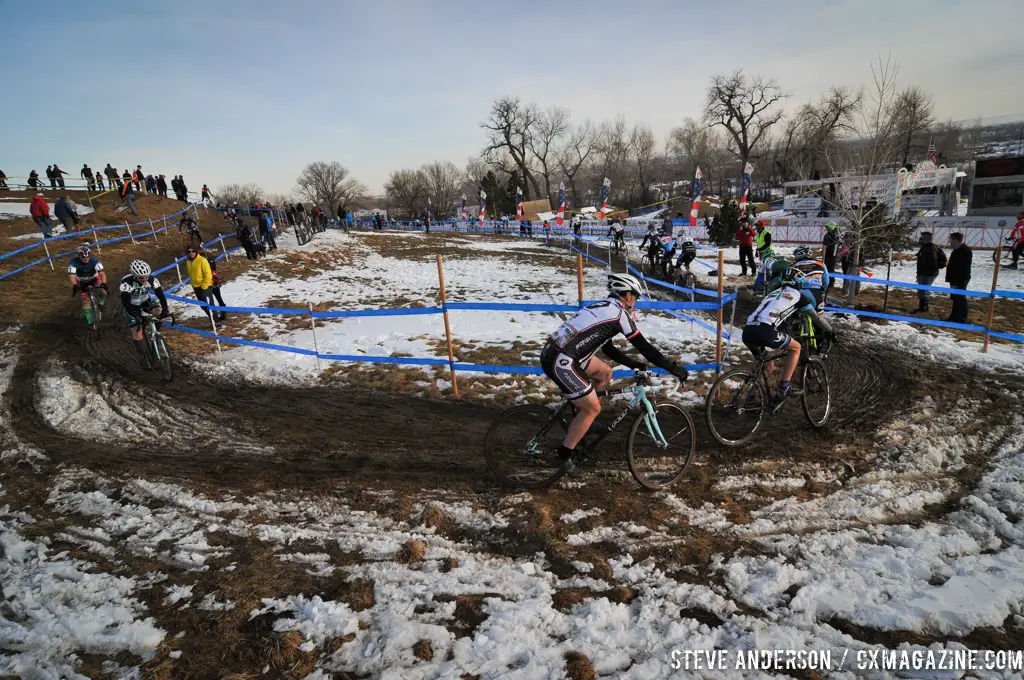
[67,245,108,325]
[541,273,689,465]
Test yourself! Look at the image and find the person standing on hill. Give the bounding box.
[260,212,277,250]
[178,176,189,202]
[133,165,143,192]
[53,164,68,189]
[121,177,137,216]
[735,219,756,276]
[946,232,972,324]
[104,164,117,182]
[81,164,95,192]
[54,195,80,233]
[911,231,945,313]
[94,171,105,191]
[157,174,167,198]
[46,166,56,189]
[822,220,841,290]
[30,193,53,237]
[28,170,41,189]
[0,169,7,190]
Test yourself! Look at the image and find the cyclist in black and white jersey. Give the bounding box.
[120,259,170,368]
[541,273,689,464]
[606,219,626,251]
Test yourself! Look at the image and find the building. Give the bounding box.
[968,155,1024,216]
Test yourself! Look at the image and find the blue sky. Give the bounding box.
[2,0,1022,195]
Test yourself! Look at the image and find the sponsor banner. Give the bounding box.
[899,194,941,210]
[783,196,822,211]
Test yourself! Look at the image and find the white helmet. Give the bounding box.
[793,246,812,261]
[608,273,643,298]
[129,259,151,279]
[682,236,694,244]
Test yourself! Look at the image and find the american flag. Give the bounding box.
[739,162,753,216]
[460,194,467,221]
[928,135,937,165]
[689,167,703,228]
[515,186,523,218]
[556,182,566,227]
[479,189,486,225]
[599,177,611,217]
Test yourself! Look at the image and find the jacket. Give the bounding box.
[187,255,213,290]
[54,198,75,220]
[81,166,93,179]
[157,176,167,191]
[30,195,50,218]
[735,226,755,246]
[822,228,841,261]
[916,243,944,277]
[946,244,972,283]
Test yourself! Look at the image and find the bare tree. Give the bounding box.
[557,120,598,209]
[527,106,570,205]
[266,192,293,207]
[215,182,266,206]
[481,97,541,199]
[630,124,657,205]
[703,71,788,169]
[384,169,426,218]
[774,86,863,181]
[894,86,934,166]
[420,160,463,219]
[295,161,367,214]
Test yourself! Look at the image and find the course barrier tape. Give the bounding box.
[830,272,993,299]
[989,330,1024,344]
[824,306,988,333]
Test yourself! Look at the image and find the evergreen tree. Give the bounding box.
[708,201,740,246]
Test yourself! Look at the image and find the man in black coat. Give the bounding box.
[81,164,95,192]
[46,165,56,189]
[945,232,972,324]
[104,164,117,181]
[822,220,841,290]
[157,174,168,198]
[912,231,945,313]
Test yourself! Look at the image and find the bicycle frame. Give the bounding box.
[551,379,671,459]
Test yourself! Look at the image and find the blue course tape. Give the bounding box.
[989,330,1024,344]
[824,306,987,332]
[830,272,991,299]
[993,289,1024,300]
[313,306,444,319]
[319,353,451,366]
[170,323,319,355]
[446,302,577,313]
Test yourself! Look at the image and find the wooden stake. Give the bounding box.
[42,237,54,271]
[983,229,1005,353]
[125,220,137,245]
[175,260,183,288]
[220,235,230,261]
[577,252,584,307]
[208,303,222,355]
[309,302,322,372]
[435,254,460,398]
[716,250,725,372]
[149,218,157,242]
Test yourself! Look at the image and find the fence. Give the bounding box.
[0,203,205,283]
[157,241,735,396]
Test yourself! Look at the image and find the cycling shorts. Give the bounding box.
[541,342,593,400]
[742,323,791,357]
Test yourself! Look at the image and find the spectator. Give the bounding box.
[94,172,105,191]
[185,246,219,321]
[200,247,228,321]
[662,211,674,236]
[53,164,68,188]
[121,178,137,216]
[337,206,348,233]
[30,193,53,237]
[146,174,156,193]
[54,195,80,233]
[911,231,945,313]
[946,232,972,324]
[822,220,841,289]
[754,219,772,259]
[1008,210,1024,270]
[201,184,212,205]
[28,170,40,189]
[134,165,143,192]
[178,176,188,202]
[157,174,168,198]
[81,164,95,192]
[46,165,56,189]
[121,169,132,189]
[103,163,117,182]
[735,219,756,277]
[0,169,7,189]
[235,217,257,259]
[260,212,277,250]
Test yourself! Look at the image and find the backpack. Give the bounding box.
[935,245,947,269]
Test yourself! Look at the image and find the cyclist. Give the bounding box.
[753,248,790,294]
[674,235,698,274]
[791,245,830,309]
[180,214,202,244]
[67,244,107,325]
[639,224,660,264]
[1009,210,1024,269]
[120,260,170,369]
[606,219,626,252]
[541,273,689,466]
[742,268,815,400]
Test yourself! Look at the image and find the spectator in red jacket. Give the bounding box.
[735,219,756,276]
[1009,210,1024,269]
[30,193,53,237]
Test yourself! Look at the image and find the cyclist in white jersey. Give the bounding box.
[741,268,821,399]
[541,273,689,463]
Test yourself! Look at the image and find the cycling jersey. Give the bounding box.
[755,255,790,292]
[608,224,624,236]
[548,297,639,363]
[746,287,811,328]
[658,235,675,253]
[675,241,697,266]
[119,273,164,308]
[67,256,104,283]
[792,258,830,290]
[1012,221,1024,245]
[639,230,658,250]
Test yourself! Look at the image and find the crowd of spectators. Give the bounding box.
[0,163,200,207]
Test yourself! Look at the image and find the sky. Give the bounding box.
[2,0,1023,196]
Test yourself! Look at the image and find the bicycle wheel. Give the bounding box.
[627,402,696,490]
[801,357,830,429]
[151,332,174,382]
[682,271,697,291]
[705,369,767,446]
[484,405,569,490]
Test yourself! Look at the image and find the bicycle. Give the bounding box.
[185,227,203,251]
[788,305,833,359]
[994,237,1019,265]
[484,370,695,490]
[82,285,104,335]
[138,310,175,381]
[293,218,312,246]
[704,342,830,447]
[675,262,698,292]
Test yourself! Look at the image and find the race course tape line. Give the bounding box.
[823,306,991,334]
[830,272,993,299]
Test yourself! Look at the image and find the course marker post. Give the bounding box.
[882,247,893,313]
[220,235,230,261]
[577,252,584,307]
[42,238,54,271]
[149,218,158,242]
[208,300,222,355]
[435,254,460,398]
[309,302,322,372]
[983,229,1005,353]
[175,260,183,288]
[716,250,724,372]
[125,221,137,245]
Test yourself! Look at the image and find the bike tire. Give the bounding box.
[705,369,767,446]
[627,402,696,490]
[484,404,569,490]
[801,357,830,429]
[682,271,697,291]
[152,332,174,382]
[89,293,101,336]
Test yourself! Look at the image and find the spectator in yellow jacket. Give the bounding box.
[185,246,220,321]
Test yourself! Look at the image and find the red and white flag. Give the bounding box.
[478,189,487,225]
[689,167,703,228]
[556,182,566,227]
[739,162,753,216]
[515,186,523,219]
[599,177,611,217]
[928,135,937,165]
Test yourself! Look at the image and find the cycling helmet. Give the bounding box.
[76,245,91,260]
[129,259,151,280]
[608,273,643,298]
[779,268,805,288]
[682,235,694,244]
[793,246,812,261]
